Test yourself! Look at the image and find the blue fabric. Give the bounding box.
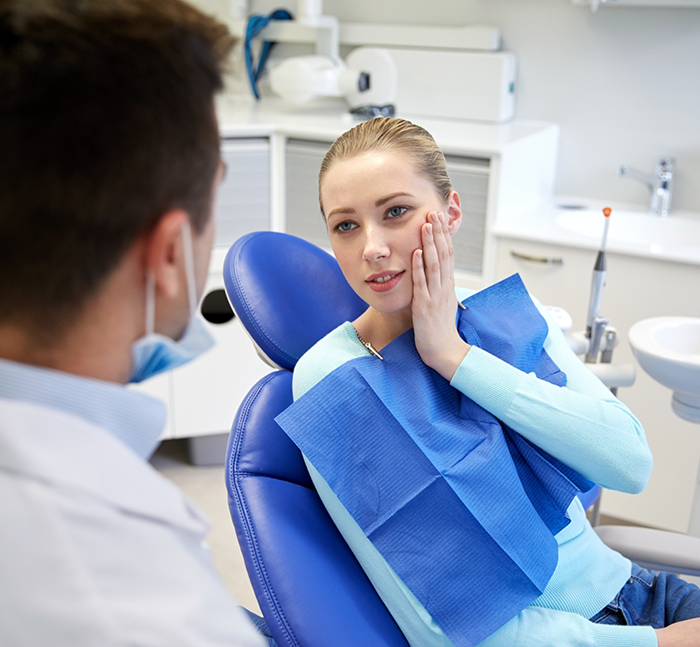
[130,317,215,383]
[276,274,593,647]
[590,563,700,627]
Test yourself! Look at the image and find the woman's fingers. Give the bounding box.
[432,211,454,286]
[420,218,439,289]
[413,210,470,381]
[420,211,453,293]
[412,247,426,293]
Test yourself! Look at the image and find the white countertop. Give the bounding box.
[215,93,557,157]
[492,196,700,266]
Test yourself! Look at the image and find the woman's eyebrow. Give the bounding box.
[327,207,355,221]
[327,192,416,220]
[376,192,415,207]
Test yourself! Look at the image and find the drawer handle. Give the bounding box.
[510,250,566,266]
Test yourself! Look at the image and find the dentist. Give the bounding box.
[0,0,271,644]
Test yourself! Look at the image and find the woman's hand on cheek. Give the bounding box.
[412,211,470,381]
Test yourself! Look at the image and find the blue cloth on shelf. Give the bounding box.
[275,274,593,647]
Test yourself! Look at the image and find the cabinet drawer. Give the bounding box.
[496,239,596,327]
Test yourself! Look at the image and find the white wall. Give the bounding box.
[198,0,700,212]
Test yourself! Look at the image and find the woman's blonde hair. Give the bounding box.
[319,117,452,215]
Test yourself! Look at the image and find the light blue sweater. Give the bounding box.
[292,288,656,647]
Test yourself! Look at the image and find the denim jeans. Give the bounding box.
[590,563,700,627]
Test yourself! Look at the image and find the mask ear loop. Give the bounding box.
[145,271,155,336]
[181,220,198,318]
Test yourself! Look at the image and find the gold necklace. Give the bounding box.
[352,302,465,361]
[353,326,384,360]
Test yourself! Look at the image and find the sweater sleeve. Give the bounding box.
[477,606,657,647]
[450,299,653,494]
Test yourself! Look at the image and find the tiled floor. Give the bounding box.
[150,438,260,614]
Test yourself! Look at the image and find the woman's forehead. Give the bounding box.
[321,150,431,201]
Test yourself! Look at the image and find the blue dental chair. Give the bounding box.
[223,231,410,647]
[223,232,700,647]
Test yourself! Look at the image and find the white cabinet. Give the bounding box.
[168,249,273,440]
[495,236,700,533]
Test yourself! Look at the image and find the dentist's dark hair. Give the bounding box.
[0,0,235,339]
[318,117,453,216]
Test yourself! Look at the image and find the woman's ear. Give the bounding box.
[446,191,462,235]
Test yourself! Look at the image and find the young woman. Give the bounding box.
[289,118,700,647]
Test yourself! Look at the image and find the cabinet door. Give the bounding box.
[496,236,700,533]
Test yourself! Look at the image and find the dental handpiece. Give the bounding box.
[585,208,611,361]
[586,207,611,337]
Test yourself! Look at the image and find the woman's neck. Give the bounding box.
[353,306,413,352]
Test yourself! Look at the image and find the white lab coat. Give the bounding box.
[0,397,265,647]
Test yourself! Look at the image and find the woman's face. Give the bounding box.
[321,150,461,316]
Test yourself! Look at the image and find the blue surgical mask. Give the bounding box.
[130,222,215,383]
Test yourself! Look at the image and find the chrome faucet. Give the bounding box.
[617,157,674,216]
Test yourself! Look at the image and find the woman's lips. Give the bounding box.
[366,271,405,292]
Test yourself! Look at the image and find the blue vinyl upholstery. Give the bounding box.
[224,231,367,370]
[224,232,409,647]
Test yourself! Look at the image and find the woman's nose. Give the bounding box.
[362,227,390,262]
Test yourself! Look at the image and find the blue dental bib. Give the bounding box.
[275,274,593,646]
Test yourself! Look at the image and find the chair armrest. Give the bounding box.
[595,525,700,577]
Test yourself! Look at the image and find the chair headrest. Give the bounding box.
[224,232,367,371]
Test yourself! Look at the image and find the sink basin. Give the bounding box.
[629,317,700,423]
[555,209,700,253]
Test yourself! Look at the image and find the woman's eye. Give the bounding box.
[336,221,356,232]
[387,206,408,218]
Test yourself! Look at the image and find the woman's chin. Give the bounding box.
[367,298,413,318]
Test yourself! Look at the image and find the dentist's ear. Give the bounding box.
[446,191,462,235]
[143,209,190,300]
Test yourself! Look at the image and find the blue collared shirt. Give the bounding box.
[0,358,166,459]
